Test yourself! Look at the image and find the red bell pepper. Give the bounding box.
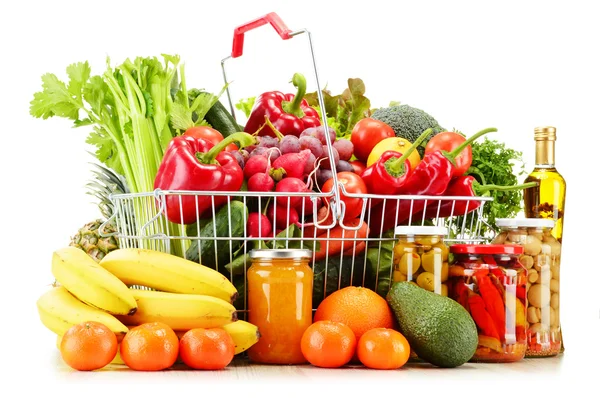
[468,291,500,341]
[415,175,539,220]
[361,129,433,196]
[243,73,320,137]
[154,132,255,225]
[367,128,496,236]
[477,274,506,341]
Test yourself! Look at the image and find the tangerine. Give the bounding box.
[313,286,395,341]
[60,321,118,371]
[120,322,179,371]
[357,328,410,370]
[301,321,356,368]
[179,328,235,370]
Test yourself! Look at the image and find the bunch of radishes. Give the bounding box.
[239,125,354,237]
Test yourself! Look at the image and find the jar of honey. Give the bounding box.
[246,248,313,364]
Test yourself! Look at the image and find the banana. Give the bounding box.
[99,248,238,303]
[221,320,261,355]
[37,286,129,338]
[116,289,237,330]
[51,247,137,315]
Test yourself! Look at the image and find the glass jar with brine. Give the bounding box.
[392,226,449,296]
[492,218,562,357]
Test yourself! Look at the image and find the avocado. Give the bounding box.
[386,282,478,368]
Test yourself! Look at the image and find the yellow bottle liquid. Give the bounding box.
[523,126,566,242]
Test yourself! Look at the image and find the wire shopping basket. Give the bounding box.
[101,12,493,312]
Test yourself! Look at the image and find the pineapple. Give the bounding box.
[69,164,129,262]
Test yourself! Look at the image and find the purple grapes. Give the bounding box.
[280,135,301,154]
[333,139,354,161]
[300,126,336,145]
[336,160,354,173]
[316,168,334,187]
[299,135,324,158]
[319,146,340,170]
[230,150,245,169]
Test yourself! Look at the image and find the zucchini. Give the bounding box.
[185,201,248,271]
[205,99,244,137]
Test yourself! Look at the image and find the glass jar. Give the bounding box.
[449,244,527,363]
[492,218,561,357]
[392,226,450,296]
[246,248,313,365]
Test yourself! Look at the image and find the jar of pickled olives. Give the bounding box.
[493,218,562,357]
[392,226,449,296]
[448,244,527,363]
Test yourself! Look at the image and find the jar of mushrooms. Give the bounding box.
[492,218,561,357]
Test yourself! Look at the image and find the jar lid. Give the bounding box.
[495,218,555,229]
[450,244,524,255]
[394,226,448,236]
[249,249,312,259]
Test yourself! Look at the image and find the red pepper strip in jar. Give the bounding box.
[477,275,506,340]
[468,291,500,341]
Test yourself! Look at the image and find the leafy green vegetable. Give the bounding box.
[313,252,366,307]
[235,97,256,119]
[456,138,527,237]
[364,229,396,298]
[304,78,372,138]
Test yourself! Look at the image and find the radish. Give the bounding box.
[267,204,299,229]
[271,149,312,180]
[248,172,275,192]
[247,212,272,238]
[275,177,309,210]
[243,155,269,180]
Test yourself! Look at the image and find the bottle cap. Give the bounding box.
[534,126,557,141]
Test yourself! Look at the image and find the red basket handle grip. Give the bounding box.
[231,12,292,58]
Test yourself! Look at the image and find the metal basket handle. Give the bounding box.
[221,11,345,222]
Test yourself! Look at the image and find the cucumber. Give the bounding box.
[205,99,244,137]
[185,201,248,271]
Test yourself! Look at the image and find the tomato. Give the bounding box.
[424,131,471,177]
[184,126,238,151]
[349,160,366,176]
[350,118,395,163]
[322,172,368,221]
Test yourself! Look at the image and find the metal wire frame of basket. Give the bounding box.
[101,188,493,313]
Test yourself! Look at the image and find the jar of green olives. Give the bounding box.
[492,218,562,357]
[392,226,449,296]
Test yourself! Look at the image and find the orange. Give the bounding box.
[357,328,410,370]
[313,286,395,341]
[301,321,356,368]
[59,321,118,371]
[179,328,235,370]
[120,322,179,371]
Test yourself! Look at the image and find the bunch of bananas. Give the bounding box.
[38,247,259,363]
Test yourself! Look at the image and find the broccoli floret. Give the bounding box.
[371,104,445,155]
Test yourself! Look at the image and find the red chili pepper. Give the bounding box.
[367,128,496,235]
[414,175,539,220]
[243,73,320,137]
[468,292,500,340]
[154,132,255,224]
[477,274,506,340]
[361,129,433,196]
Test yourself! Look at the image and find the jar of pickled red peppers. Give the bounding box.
[448,244,527,363]
[492,218,562,357]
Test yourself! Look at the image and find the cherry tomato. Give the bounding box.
[349,160,366,176]
[424,132,471,177]
[350,118,395,163]
[322,172,368,221]
[184,126,238,151]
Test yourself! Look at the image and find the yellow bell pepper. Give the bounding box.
[367,137,421,170]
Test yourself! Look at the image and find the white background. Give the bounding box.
[1,0,599,395]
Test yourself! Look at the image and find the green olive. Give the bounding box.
[528,284,551,308]
[440,262,449,282]
[440,283,448,297]
[394,242,415,261]
[415,235,440,246]
[421,250,441,273]
[392,270,407,283]
[433,242,449,261]
[398,252,421,275]
[416,271,435,292]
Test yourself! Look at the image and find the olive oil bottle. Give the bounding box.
[523,126,566,242]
